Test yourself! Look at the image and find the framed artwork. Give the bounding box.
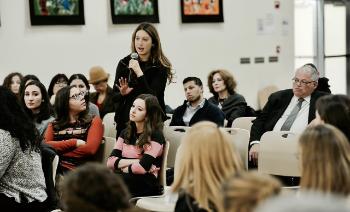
[181,0,224,23]
[110,0,159,24]
[29,0,85,25]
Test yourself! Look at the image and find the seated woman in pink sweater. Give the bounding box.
[107,94,165,197]
[44,86,103,173]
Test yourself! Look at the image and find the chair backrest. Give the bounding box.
[223,127,250,170]
[159,141,170,187]
[258,85,278,110]
[52,155,59,186]
[163,126,188,167]
[102,136,116,165]
[231,117,256,131]
[102,112,117,138]
[258,131,300,177]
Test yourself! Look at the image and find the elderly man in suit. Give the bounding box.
[249,64,328,164]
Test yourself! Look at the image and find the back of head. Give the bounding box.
[172,121,243,211]
[316,94,350,140]
[256,192,350,212]
[299,124,350,195]
[222,171,281,212]
[0,86,39,151]
[62,163,131,212]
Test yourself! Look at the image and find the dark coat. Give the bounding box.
[208,92,247,127]
[90,86,117,119]
[113,55,169,135]
[170,99,225,127]
[249,89,328,144]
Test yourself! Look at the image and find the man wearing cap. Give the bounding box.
[89,66,117,119]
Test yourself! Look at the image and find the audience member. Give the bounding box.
[304,63,331,93]
[208,69,248,127]
[48,73,68,105]
[89,66,116,119]
[107,94,165,197]
[0,86,48,211]
[256,192,350,212]
[299,124,350,196]
[172,121,243,212]
[113,22,173,136]
[2,72,23,99]
[249,64,328,164]
[69,73,100,118]
[170,77,225,127]
[21,80,54,136]
[19,74,40,98]
[222,171,281,212]
[62,163,134,212]
[44,86,103,173]
[312,94,350,141]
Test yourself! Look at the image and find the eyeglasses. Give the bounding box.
[70,91,85,100]
[292,78,315,86]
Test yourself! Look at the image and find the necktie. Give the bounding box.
[280,98,304,131]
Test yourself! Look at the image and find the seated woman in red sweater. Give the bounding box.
[44,86,103,173]
[107,94,165,197]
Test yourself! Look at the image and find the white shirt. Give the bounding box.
[273,95,311,134]
[182,98,206,126]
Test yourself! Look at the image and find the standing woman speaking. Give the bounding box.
[113,22,173,136]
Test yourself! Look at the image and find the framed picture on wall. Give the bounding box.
[110,0,159,24]
[181,0,224,23]
[29,0,85,25]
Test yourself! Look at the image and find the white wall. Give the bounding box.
[0,0,294,109]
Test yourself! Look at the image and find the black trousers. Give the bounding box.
[0,193,49,212]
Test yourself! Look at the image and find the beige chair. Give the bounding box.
[102,112,117,138]
[258,131,300,177]
[163,126,188,167]
[223,127,250,170]
[257,85,278,110]
[231,117,256,131]
[101,136,116,165]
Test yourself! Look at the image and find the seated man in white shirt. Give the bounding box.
[249,64,328,165]
[170,77,225,127]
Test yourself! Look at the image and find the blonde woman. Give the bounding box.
[172,121,243,212]
[222,171,281,212]
[299,124,350,196]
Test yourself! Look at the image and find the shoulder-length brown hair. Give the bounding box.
[208,69,237,98]
[53,86,91,130]
[172,121,243,212]
[131,22,173,83]
[299,124,350,196]
[125,94,164,147]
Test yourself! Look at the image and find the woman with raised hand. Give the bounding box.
[113,22,173,136]
[172,121,244,212]
[107,94,165,197]
[44,86,103,173]
[208,69,248,127]
[21,80,54,136]
[0,86,48,211]
[68,73,100,118]
[299,124,350,196]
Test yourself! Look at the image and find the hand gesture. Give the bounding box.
[129,59,143,77]
[116,77,133,96]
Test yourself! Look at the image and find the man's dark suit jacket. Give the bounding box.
[249,89,328,144]
[169,99,225,127]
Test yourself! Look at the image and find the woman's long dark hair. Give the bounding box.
[125,94,164,147]
[0,86,40,151]
[19,74,40,100]
[21,80,53,123]
[53,86,91,130]
[3,72,23,91]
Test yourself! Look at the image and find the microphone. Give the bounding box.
[131,52,138,60]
